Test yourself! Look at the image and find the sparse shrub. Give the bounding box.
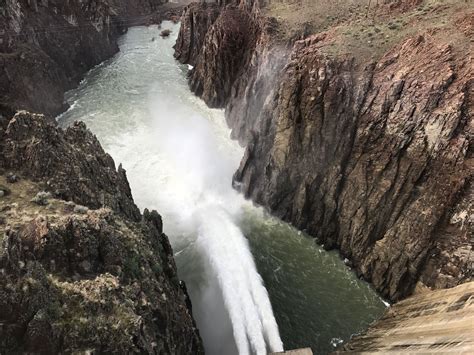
[31,191,51,205]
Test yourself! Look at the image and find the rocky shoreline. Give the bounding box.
[174,0,473,303]
[0,0,183,118]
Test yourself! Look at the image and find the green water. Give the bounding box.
[240,209,387,353]
[58,22,387,354]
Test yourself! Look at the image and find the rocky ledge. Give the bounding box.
[0,111,204,353]
[175,0,473,302]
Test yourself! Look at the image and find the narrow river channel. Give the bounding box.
[58,21,386,355]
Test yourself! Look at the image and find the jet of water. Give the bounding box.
[147,94,284,354]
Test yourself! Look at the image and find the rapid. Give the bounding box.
[58,22,386,355]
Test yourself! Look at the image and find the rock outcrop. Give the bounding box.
[174,0,263,107]
[334,281,474,353]
[235,32,473,301]
[0,111,141,221]
[0,0,178,117]
[0,111,204,354]
[175,0,473,301]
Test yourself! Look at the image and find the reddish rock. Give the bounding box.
[175,1,473,301]
[233,32,473,301]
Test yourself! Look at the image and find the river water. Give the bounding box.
[58,22,386,355]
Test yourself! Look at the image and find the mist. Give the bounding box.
[142,91,284,354]
[58,22,283,354]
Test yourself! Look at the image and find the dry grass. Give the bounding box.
[0,174,70,239]
[264,0,474,61]
[264,0,375,38]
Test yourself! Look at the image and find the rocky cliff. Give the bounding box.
[174,0,263,108]
[175,0,473,302]
[0,0,180,117]
[0,111,204,353]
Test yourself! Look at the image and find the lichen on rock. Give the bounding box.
[0,112,204,354]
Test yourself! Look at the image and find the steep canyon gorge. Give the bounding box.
[174,0,473,352]
[175,0,473,302]
[0,0,473,354]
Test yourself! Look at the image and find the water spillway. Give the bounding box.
[58,22,386,355]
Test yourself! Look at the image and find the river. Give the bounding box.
[58,21,386,355]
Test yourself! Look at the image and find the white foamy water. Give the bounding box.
[59,22,283,355]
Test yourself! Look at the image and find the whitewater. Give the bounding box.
[58,22,283,355]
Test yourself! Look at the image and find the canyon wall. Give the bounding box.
[0,0,174,117]
[0,111,204,353]
[175,0,473,301]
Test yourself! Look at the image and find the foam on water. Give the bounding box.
[58,21,387,355]
[58,22,283,354]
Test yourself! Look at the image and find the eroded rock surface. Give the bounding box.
[0,112,204,354]
[0,111,141,221]
[236,32,473,301]
[0,0,178,117]
[174,0,262,107]
[175,1,473,301]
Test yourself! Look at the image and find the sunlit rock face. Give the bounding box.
[0,111,204,354]
[335,281,474,353]
[174,0,473,302]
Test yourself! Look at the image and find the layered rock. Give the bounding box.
[174,1,473,301]
[0,0,176,117]
[235,32,473,301]
[174,0,263,107]
[0,111,204,354]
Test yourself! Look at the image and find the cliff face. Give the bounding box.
[174,0,264,108]
[174,0,473,301]
[0,111,204,354]
[0,0,173,117]
[235,33,473,301]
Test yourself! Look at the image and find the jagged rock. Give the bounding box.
[234,32,473,301]
[175,0,473,301]
[0,111,141,221]
[174,1,261,107]
[0,113,204,354]
[1,209,203,354]
[0,0,170,117]
[174,2,221,66]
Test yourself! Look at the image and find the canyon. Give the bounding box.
[0,0,472,353]
[0,0,182,117]
[0,1,205,354]
[175,0,473,302]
